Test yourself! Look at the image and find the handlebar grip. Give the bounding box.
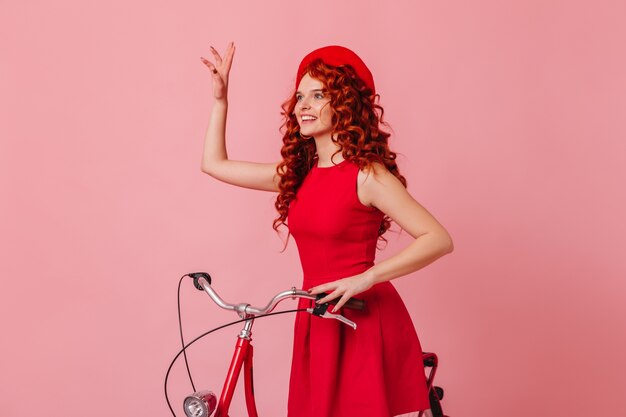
[328,296,365,311]
[189,272,212,290]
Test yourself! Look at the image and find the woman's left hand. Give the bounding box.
[308,273,375,312]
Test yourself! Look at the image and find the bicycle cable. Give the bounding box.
[167,276,308,417]
[177,274,197,392]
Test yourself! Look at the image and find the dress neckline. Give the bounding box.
[314,158,349,169]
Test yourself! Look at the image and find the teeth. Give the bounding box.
[302,115,317,121]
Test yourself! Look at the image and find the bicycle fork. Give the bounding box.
[184,319,259,417]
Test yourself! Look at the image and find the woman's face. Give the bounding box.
[295,74,333,139]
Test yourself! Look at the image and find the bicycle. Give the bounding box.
[166,272,449,417]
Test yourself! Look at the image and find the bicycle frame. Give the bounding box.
[181,274,359,417]
[215,318,257,417]
[183,317,258,417]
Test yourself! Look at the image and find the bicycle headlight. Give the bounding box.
[183,390,217,417]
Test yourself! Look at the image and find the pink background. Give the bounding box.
[2,1,625,416]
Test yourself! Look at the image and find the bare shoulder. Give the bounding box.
[357,162,406,207]
[356,162,451,243]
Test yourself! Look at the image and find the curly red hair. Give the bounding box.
[273,60,407,240]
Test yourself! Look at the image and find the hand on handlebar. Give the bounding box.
[189,272,364,329]
[307,273,375,312]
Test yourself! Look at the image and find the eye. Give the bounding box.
[295,94,303,101]
[314,93,324,99]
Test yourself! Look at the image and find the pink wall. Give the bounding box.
[2,1,625,416]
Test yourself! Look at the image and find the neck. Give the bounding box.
[313,134,344,167]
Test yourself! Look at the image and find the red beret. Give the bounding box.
[296,45,376,94]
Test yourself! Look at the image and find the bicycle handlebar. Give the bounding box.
[190,273,365,329]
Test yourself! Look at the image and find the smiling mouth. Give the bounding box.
[301,115,317,122]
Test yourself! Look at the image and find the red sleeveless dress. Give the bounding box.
[287,159,430,417]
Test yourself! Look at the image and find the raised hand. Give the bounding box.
[200,42,235,101]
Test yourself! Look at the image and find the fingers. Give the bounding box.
[224,42,235,72]
[200,57,222,81]
[316,290,341,305]
[308,277,364,312]
[307,284,325,295]
[309,281,343,304]
[315,289,355,312]
[332,293,353,312]
[200,57,220,76]
[201,42,235,80]
[209,46,223,66]
[308,282,335,297]
[209,42,234,66]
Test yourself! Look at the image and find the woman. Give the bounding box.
[200,43,453,417]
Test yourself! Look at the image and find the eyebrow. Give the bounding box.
[295,88,325,94]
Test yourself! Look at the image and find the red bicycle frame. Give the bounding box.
[214,319,258,417]
[180,275,360,417]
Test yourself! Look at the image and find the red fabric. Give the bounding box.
[287,160,430,417]
[296,45,376,94]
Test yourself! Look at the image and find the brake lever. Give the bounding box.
[306,300,357,330]
[323,310,357,330]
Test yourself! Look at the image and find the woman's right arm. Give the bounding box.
[200,42,280,192]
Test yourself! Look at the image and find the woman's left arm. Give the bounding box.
[310,164,454,311]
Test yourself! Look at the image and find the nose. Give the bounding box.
[298,96,311,110]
